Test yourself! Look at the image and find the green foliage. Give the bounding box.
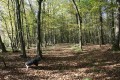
[0,0,118,48]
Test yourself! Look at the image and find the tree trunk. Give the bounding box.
[22,0,30,49]
[0,36,7,52]
[99,7,105,46]
[110,0,115,45]
[37,0,43,58]
[11,0,19,51]
[72,0,82,50]
[16,0,27,57]
[112,0,120,50]
[8,0,15,52]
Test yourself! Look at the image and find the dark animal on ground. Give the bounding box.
[25,56,41,70]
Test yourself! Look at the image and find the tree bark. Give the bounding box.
[0,36,7,52]
[99,7,105,46]
[16,0,27,57]
[21,0,30,49]
[112,0,120,50]
[72,0,82,50]
[37,0,43,58]
[111,0,115,44]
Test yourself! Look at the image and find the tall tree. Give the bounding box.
[112,0,120,50]
[72,0,82,50]
[21,0,30,49]
[110,0,115,44]
[15,0,27,57]
[37,0,43,58]
[99,7,105,45]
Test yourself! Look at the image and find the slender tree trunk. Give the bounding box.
[0,36,7,52]
[37,0,43,58]
[112,0,120,50]
[42,0,47,47]
[11,0,19,51]
[99,7,105,46]
[8,0,15,52]
[28,0,37,46]
[111,0,115,44]
[16,0,27,57]
[72,0,82,50]
[22,0,30,49]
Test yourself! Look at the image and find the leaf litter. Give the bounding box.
[0,44,120,80]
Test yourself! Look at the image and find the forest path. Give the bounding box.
[0,44,120,80]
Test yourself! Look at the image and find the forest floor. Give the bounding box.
[0,44,120,80]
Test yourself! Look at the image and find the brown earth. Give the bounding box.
[0,44,120,80]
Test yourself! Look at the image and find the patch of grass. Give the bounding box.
[6,48,12,52]
[82,77,92,80]
[71,44,82,53]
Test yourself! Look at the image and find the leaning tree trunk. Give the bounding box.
[15,0,27,57]
[72,0,82,50]
[0,36,7,52]
[112,0,120,50]
[37,0,43,58]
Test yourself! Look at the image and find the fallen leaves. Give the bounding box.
[0,44,120,80]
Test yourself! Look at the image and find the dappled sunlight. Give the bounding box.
[0,44,120,79]
[0,0,119,79]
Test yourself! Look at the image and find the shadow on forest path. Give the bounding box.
[39,44,120,79]
[0,44,120,80]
